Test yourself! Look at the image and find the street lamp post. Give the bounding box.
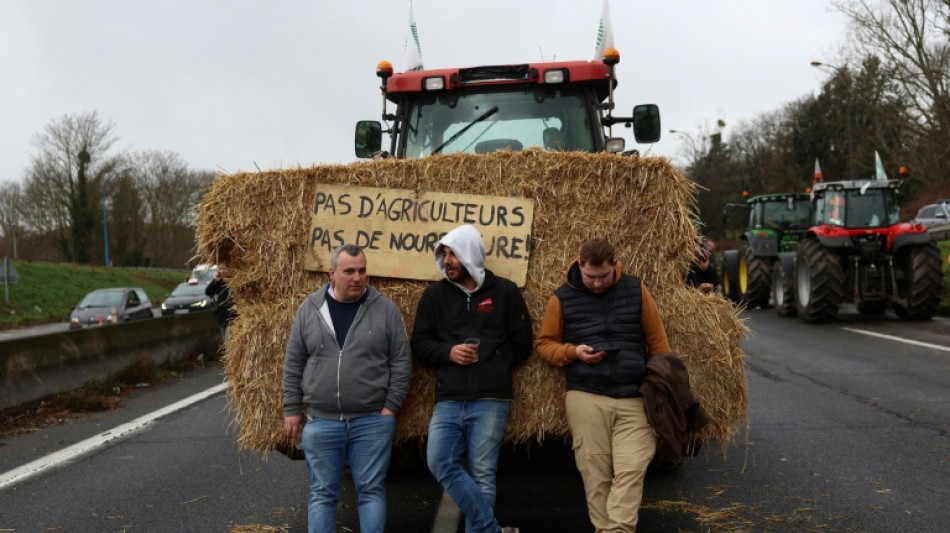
[669,129,699,166]
[101,177,111,268]
[811,61,854,181]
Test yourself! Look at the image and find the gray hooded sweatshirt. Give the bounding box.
[282,283,412,419]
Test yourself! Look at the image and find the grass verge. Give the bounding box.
[0,260,187,329]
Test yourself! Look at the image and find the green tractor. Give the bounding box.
[721,193,813,309]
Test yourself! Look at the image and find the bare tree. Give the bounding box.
[20,112,120,262]
[131,151,212,267]
[106,169,147,266]
[835,0,950,188]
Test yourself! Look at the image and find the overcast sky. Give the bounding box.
[0,0,849,183]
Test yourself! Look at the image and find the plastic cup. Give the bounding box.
[464,337,481,362]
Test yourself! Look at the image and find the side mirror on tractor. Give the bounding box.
[355,121,383,159]
[633,104,661,144]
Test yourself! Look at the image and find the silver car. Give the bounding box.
[913,201,950,229]
[69,287,153,329]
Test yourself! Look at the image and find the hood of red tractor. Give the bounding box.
[810,222,929,252]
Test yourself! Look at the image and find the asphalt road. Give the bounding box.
[1,309,948,532]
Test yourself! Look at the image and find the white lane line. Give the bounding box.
[0,382,228,492]
[430,490,462,533]
[841,327,950,353]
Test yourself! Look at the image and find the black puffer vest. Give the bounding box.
[555,268,647,398]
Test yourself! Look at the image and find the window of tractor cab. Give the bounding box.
[403,88,595,158]
[762,199,812,230]
[844,187,900,228]
[815,187,900,228]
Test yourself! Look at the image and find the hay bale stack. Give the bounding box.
[195,150,748,452]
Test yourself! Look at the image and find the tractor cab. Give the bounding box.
[355,51,661,159]
[812,180,901,229]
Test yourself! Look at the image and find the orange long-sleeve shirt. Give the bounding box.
[535,262,671,367]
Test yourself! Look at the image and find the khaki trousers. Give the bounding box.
[565,390,657,533]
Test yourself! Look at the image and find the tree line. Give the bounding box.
[675,0,949,243]
[0,112,214,268]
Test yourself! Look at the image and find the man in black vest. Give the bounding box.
[536,238,672,532]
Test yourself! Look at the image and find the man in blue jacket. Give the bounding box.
[411,224,532,533]
[283,244,412,533]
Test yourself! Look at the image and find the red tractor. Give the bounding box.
[353,51,660,160]
[784,177,942,322]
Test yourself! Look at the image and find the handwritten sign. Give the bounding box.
[305,185,535,286]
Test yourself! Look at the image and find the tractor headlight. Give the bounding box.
[543,69,566,84]
[423,76,445,91]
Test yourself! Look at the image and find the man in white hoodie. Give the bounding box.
[411,224,532,533]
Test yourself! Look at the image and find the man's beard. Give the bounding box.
[447,264,472,283]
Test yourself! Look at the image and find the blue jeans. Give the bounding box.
[427,400,511,533]
[301,412,396,533]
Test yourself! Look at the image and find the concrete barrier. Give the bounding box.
[0,312,221,411]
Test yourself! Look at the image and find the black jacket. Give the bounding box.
[686,257,719,288]
[411,270,533,402]
[205,278,235,328]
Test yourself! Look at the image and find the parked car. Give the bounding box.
[161,280,214,316]
[913,200,950,229]
[69,287,153,329]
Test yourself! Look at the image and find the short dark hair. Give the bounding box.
[579,238,615,266]
[330,244,364,268]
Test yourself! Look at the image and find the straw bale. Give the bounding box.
[195,150,747,453]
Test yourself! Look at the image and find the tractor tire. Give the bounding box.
[794,238,844,323]
[892,242,942,320]
[772,260,796,316]
[739,241,773,309]
[721,250,741,303]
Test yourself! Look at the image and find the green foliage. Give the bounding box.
[0,260,186,328]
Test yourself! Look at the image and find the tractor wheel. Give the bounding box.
[772,260,796,316]
[892,242,942,320]
[740,241,773,309]
[721,250,741,303]
[794,238,844,323]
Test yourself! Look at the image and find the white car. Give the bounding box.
[913,201,950,229]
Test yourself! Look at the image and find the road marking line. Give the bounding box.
[0,382,228,492]
[841,327,950,353]
[430,490,461,533]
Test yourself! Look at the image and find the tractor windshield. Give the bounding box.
[815,187,900,228]
[761,199,812,230]
[404,88,595,158]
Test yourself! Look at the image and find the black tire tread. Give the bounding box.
[741,242,772,308]
[893,242,942,320]
[721,250,741,303]
[795,238,844,323]
[773,261,796,316]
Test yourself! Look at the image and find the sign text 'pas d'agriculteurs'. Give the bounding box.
[305,185,534,286]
